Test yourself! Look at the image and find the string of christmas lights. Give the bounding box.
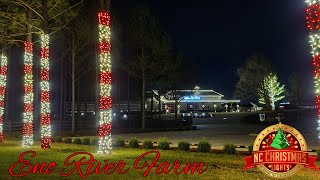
[40,34,51,149]
[97,12,112,154]
[306,1,320,118]
[22,42,34,147]
[0,55,8,142]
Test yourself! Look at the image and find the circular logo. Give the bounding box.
[244,123,317,178]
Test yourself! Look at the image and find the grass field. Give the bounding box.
[0,140,320,180]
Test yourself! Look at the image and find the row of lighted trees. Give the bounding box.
[0,0,113,153]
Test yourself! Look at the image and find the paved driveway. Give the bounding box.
[115,111,320,150]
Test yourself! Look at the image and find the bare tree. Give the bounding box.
[64,17,95,133]
[234,53,273,102]
[288,73,301,108]
[124,4,172,129]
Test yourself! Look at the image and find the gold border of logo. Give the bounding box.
[253,123,307,178]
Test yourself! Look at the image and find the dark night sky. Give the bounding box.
[3,0,316,124]
[113,0,314,99]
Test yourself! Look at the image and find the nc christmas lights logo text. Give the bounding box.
[243,123,318,178]
[8,150,207,178]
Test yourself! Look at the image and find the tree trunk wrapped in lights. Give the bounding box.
[22,41,34,147]
[40,34,51,149]
[0,54,8,142]
[97,11,112,154]
[305,1,320,118]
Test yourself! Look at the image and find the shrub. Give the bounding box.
[224,144,236,155]
[158,138,170,150]
[55,136,63,143]
[143,139,154,149]
[317,149,320,159]
[91,138,99,146]
[9,132,22,139]
[198,139,211,153]
[128,137,139,148]
[73,138,82,144]
[82,138,91,145]
[113,136,125,148]
[178,141,190,151]
[248,144,253,154]
[63,137,72,144]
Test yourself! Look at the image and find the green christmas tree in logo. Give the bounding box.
[270,128,290,149]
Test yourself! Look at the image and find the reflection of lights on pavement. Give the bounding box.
[81,112,84,116]
[123,114,128,119]
[113,113,116,117]
[93,112,95,115]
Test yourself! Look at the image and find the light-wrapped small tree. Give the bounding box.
[258,73,285,110]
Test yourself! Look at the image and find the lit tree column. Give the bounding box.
[22,42,34,147]
[40,34,51,149]
[0,54,8,142]
[258,73,285,111]
[305,1,320,118]
[97,11,112,154]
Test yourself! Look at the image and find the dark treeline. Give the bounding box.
[0,0,198,131]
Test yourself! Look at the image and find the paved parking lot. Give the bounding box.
[115,111,320,149]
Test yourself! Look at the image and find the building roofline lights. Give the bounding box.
[176,90,224,97]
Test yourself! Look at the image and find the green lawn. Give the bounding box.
[0,140,320,180]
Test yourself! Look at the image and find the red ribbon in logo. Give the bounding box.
[243,150,318,170]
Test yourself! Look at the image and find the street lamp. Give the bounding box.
[225,104,229,112]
